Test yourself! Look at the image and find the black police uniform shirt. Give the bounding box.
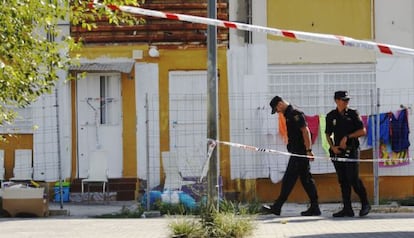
[325,107,364,149]
[284,104,307,154]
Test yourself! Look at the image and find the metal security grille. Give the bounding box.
[322,72,376,115]
[268,64,376,115]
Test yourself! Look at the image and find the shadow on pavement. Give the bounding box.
[294,231,414,238]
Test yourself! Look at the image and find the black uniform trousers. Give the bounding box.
[274,155,318,206]
[332,148,368,209]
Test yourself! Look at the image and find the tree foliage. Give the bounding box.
[0,0,139,124]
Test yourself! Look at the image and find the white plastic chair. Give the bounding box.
[162,151,195,191]
[10,149,33,181]
[81,150,109,200]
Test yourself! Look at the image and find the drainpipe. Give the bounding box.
[371,0,375,40]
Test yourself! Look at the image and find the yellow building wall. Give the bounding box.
[268,0,372,40]
[267,0,375,64]
[70,45,145,179]
[122,73,137,178]
[0,134,33,180]
[71,45,232,192]
[72,45,143,59]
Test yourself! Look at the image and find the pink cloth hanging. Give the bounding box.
[305,115,320,144]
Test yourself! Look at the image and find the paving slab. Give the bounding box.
[1,202,414,238]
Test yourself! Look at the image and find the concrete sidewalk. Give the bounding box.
[48,200,137,217]
[255,203,414,238]
[1,202,414,238]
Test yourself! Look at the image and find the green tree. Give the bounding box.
[0,0,139,124]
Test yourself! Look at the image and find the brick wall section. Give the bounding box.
[71,0,229,45]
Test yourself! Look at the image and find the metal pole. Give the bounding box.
[55,86,63,209]
[370,88,379,206]
[145,93,150,211]
[374,88,380,205]
[207,0,218,209]
[370,89,375,205]
[47,18,64,209]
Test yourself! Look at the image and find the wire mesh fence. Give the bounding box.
[1,85,413,202]
[143,87,414,201]
[0,92,65,182]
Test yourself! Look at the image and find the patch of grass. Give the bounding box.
[243,200,262,215]
[397,197,414,206]
[169,200,257,238]
[378,197,414,207]
[157,201,187,215]
[156,200,201,216]
[209,212,255,238]
[378,198,393,205]
[95,199,202,218]
[218,199,262,215]
[168,217,207,238]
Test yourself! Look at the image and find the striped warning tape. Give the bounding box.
[199,140,217,182]
[94,2,414,57]
[200,138,410,181]
[207,138,412,163]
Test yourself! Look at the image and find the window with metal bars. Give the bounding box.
[268,64,376,116]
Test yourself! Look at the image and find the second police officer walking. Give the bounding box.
[325,91,371,217]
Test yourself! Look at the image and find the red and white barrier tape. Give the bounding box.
[207,138,412,163]
[199,141,217,182]
[94,2,414,57]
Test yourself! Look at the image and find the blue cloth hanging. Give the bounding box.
[367,112,391,146]
[391,109,410,152]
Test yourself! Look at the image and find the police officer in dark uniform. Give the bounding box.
[325,91,371,217]
[263,96,321,216]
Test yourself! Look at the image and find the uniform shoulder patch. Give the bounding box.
[294,114,300,121]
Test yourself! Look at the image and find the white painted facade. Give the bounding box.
[0,22,72,182]
[226,0,414,180]
[135,63,160,189]
[375,0,414,90]
[374,0,414,175]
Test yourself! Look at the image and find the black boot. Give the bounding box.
[359,203,371,217]
[262,204,281,215]
[262,200,282,216]
[332,209,354,217]
[301,204,321,216]
[333,204,354,218]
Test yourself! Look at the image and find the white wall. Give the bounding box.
[227,0,270,179]
[374,0,414,176]
[33,22,72,182]
[375,0,414,49]
[226,0,414,180]
[375,0,414,91]
[376,57,414,89]
[135,63,160,189]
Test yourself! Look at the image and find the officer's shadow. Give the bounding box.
[257,213,356,224]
